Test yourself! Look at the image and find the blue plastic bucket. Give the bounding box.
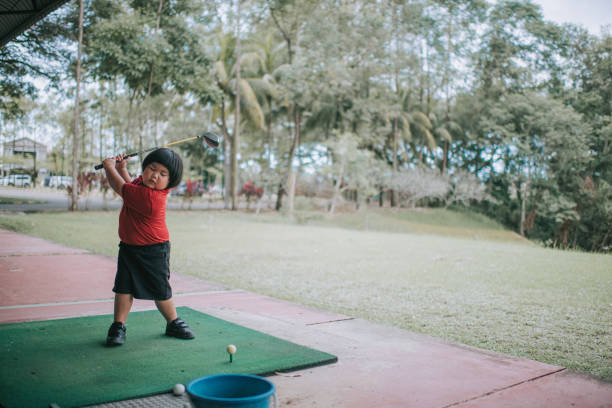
[187,374,276,408]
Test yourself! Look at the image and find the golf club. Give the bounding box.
[94,132,220,170]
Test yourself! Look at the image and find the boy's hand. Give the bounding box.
[102,154,130,196]
[102,157,117,170]
[115,154,130,170]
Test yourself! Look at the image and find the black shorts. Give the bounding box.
[113,241,172,301]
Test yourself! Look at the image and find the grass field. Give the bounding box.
[1,208,610,380]
[0,196,47,205]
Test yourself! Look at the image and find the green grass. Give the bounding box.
[1,209,611,380]
[0,196,47,205]
[304,207,528,242]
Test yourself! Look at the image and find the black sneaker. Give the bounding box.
[106,322,126,346]
[165,317,195,339]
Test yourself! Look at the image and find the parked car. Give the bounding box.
[0,176,9,186]
[7,174,32,187]
[47,176,73,189]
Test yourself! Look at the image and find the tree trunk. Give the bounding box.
[287,108,301,215]
[390,1,398,208]
[329,162,344,215]
[442,14,452,174]
[271,12,294,212]
[219,96,232,209]
[71,0,84,211]
[145,0,163,155]
[442,141,449,173]
[266,96,273,170]
[519,179,529,236]
[231,0,242,211]
[390,117,398,207]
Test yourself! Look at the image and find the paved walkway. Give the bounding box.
[1,228,611,407]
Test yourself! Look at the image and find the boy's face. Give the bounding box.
[142,162,170,190]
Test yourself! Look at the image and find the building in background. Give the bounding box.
[1,137,48,182]
[2,137,48,161]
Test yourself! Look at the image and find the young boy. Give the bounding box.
[102,148,194,346]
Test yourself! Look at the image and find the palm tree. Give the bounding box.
[211,31,265,207]
[428,111,459,174]
[382,89,435,206]
[239,32,285,169]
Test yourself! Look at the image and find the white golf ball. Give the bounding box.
[227,344,237,355]
[173,383,185,396]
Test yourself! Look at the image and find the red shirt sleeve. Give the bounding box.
[118,176,170,245]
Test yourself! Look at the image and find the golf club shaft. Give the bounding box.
[94,135,202,170]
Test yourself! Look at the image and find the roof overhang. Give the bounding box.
[1,0,71,48]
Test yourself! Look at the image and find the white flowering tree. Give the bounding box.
[392,166,450,208]
[444,169,491,208]
[323,132,385,214]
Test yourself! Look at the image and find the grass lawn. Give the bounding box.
[0,196,47,205]
[1,209,610,380]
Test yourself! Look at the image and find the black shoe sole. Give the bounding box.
[106,337,125,346]
[165,331,195,339]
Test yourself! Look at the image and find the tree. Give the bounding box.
[323,132,384,214]
[0,5,71,119]
[483,92,590,239]
[266,0,320,214]
[211,31,265,208]
[86,0,213,153]
[445,169,491,208]
[392,165,450,208]
[70,0,84,211]
[430,0,486,174]
[240,31,285,170]
[232,0,243,211]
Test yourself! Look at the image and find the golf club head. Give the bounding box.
[200,132,221,148]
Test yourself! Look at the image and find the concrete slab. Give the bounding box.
[177,290,352,326]
[453,370,612,408]
[175,296,566,408]
[0,254,115,306]
[0,251,227,308]
[0,229,88,256]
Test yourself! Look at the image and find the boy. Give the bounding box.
[102,148,194,346]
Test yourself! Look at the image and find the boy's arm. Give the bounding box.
[116,154,132,183]
[102,154,129,196]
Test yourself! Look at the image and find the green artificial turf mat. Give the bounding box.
[0,307,337,408]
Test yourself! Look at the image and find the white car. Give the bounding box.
[7,174,32,187]
[48,176,73,189]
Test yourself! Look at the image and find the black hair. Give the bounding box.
[142,148,183,189]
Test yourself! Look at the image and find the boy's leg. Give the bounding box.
[155,297,178,323]
[107,293,132,346]
[157,297,195,339]
[114,293,134,323]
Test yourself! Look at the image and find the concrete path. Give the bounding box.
[1,229,610,408]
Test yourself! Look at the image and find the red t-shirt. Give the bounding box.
[118,176,170,245]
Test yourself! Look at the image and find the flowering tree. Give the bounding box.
[392,166,449,208]
[445,169,491,208]
[323,132,385,214]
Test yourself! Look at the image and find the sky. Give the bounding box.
[530,0,611,35]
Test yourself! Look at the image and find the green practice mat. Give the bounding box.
[0,307,337,408]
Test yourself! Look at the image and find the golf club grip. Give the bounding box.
[93,152,140,170]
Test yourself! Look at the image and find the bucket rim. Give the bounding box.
[187,373,276,403]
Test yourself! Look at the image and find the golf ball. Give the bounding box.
[173,383,185,396]
[227,344,237,355]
